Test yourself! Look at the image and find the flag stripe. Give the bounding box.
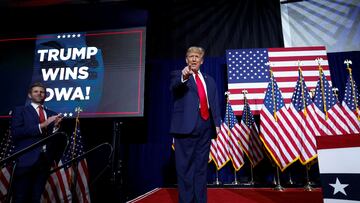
[260,108,297,169]
[342,103,360,133]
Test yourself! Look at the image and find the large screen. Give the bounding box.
[281,0,360,53]
[0,27,146,118]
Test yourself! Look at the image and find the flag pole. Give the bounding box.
[274,167,284,191]
[304,163,313,191]
[232,170,240,185]
[70,107,82,198]
[316,57,328,120]
[266,63,283,190]
[272,170,277,186]
[226,92,240,185]
[298,63,307,117]
[249,165,255,186]
[344,59,360,121]
[285,105,294,181]
[243,90,255,186]
[298,64,312,190]
[268,63,284,191]
[213,169,222,186]
[287,171,294,185]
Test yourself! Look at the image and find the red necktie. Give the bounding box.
[38,105,46,123]
[195,73,209,120]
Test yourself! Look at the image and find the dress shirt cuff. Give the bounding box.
[38,124,42,134]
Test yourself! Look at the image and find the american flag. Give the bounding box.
[222,101,244,171]
[41,117,91,203]
[313,68,351,136]
[0,127,14,201]
[287,69,319,164]
[260,73,299,171]
[341,68,360,134]
[235,97,264,167]
[210,128,230,170]
[226,46,331,115]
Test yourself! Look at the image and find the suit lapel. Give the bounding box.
[26,105,40,124]
[27,105,38,118]
[190,72,211,97]
[189,75,198,91]
[202,73,211,98]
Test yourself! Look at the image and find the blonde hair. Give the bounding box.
[186,46,205,58]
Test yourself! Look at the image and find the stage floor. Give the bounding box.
[127,187,323,203]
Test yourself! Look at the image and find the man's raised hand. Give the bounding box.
[182,66,194,81]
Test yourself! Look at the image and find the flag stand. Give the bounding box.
[304,164,313,191]
[287,171,294,185]
[274,167,284,191]
[272,172,277,186]
[247,165,255,185]
[70,108,81,199]
[111,120,123,185]
[232,170,240,185]
[213,169,222,185]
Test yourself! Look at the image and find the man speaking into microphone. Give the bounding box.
[170,46,221,203]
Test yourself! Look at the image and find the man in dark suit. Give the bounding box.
[11,82,63,202]
[170,46,221,203]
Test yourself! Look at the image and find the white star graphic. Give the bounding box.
[329,178,348,196]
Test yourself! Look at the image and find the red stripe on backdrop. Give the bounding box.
[229,88,292,94]
[272,66,329,71]
[269,46,327,51]
[231,98,292,105]
[316,134,360,150]
[274,76,331,82]
[269,56,328,61]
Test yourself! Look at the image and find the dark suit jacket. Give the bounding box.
[11,105,59,167]
[170,70,221,137]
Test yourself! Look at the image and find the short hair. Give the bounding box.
[28,82,46,93]
[186,46,205,58]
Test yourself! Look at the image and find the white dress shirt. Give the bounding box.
[182,70,209,107]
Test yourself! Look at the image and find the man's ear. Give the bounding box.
[27,93,32,99]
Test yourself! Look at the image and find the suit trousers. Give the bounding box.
[12,152,51,203]
[174,113,212,203]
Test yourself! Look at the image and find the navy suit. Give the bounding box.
[170,70,221,203]
[11,104,60,202]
